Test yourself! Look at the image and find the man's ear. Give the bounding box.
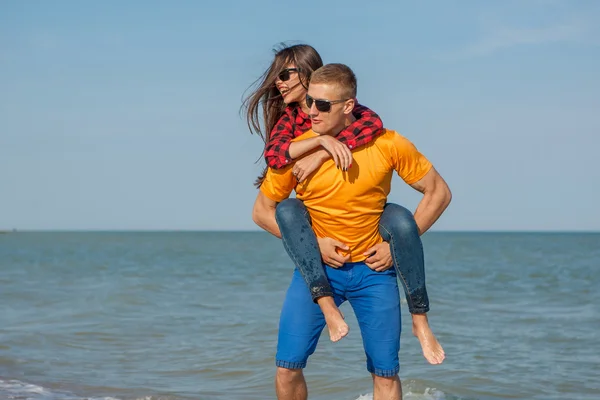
[343,98,355,115]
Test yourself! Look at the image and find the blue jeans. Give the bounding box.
[275,198,429,314]
[276,263,401,377]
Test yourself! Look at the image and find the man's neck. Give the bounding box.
[299,100,310,115]
[319,115,356,137]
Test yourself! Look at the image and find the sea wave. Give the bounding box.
[0,379,119,400]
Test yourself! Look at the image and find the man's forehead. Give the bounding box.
[308,83,340,100]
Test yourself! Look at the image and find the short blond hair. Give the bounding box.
[310,63,357,99]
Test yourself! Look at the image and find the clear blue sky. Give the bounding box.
[1,0,599,231]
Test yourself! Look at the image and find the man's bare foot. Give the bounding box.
[412,314,445,364]
[317,297,349,342]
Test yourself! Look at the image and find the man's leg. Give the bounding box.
[275,198,348,342]
[379,203,445,364]
[275,368,306,400]
[372,374,402,400]
[346,262,402,400]
[275,268,345,399]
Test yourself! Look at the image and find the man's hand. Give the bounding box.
[318,135,353,171]
[317,237,350,267]
[364,242,393,272]
[293,150,328,183]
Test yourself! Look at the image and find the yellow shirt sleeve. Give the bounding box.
[389,132,433,184]
[259,166,296,203]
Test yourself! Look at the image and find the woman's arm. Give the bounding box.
[264,111,296,169]
[335,103,385,149]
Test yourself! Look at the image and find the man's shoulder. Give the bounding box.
[369,129,423,159]
[377,129,407,139]
[374,129,415,146]
[371,129,403,147]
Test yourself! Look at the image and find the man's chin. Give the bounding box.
[312,122,326,135]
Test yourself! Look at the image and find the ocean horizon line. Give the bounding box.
[2,229,599,234]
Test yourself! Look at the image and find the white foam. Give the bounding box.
[2,378,447,400]
[404,387,447,400]
[0,379,51,396]
[355,387,446,400]
[0,379,121,400]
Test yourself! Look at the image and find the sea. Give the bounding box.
[0,232,598,400]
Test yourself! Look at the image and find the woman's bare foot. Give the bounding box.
[317,297,349,342]
[412,314,445,364]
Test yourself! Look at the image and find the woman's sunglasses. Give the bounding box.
[278,68,299,81]
[306,94,350,113]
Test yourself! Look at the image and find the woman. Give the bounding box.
[243,43,444,364]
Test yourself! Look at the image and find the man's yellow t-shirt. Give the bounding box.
[260,129,432,262]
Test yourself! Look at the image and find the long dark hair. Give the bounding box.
[242,43,323,187]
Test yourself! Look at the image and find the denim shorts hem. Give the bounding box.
[276,360,306,369]
[367,364,400,377]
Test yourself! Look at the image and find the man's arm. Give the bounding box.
[409,167,452,235]
[252,191,282,238]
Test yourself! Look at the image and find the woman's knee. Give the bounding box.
[380,203,417,237]
[275,198,308,226]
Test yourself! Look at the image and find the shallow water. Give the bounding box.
[1,232,599,399]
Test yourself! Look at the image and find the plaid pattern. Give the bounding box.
[264,102,384,169]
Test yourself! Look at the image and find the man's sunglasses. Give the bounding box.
[306,94,350,113]
[278,68,300,82]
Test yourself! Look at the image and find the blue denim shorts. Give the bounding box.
[276,262,402,377]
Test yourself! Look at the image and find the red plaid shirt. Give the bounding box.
[264,103,384,169]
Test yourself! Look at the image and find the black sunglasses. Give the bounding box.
[306,94,350,113]
[278,68,300,82]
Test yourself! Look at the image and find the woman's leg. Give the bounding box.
[275,198,349,342]
[379,203,445,364]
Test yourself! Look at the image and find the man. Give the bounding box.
[252,63,451,400]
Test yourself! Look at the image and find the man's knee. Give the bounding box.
[372,374,400,388]
[275,198,307,227]
[276,367,303,383]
